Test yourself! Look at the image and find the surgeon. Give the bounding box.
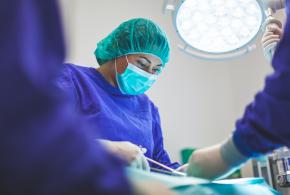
[56,18,179,171]
[0,1,134,194]
[186,2,290,179]
[56,6,289,176]
[0,1,176,194]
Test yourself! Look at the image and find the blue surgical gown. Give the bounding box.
[234,1,290,157]
[56,63,180,169]
[0,1,132,194]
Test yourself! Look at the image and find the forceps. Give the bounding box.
[138,145,186,177]
[146,157,186,177]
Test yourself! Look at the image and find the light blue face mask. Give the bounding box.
[115,56,158,95]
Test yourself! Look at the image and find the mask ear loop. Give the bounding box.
[114,57,126,94]
[114,58,118,74]
[125,55,129,64]
[114,58,121,89]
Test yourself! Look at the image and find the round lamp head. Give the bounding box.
[174,0,264,59]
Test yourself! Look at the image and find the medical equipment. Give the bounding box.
[262,0,285,62]
[252,147,290,194]
[146,157,187,176]
[163,0,285,60]
[150,167,177,175]
[263,0,285,11]
[261,18,282,62]
[138,146,183,175]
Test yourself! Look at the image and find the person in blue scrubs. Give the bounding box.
[0,1,176,194]
[56,18,180,170]
[186,0,290,179]
[56,3,290,177]
[0,1,134,194]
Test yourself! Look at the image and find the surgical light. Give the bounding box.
[163,0,285,60]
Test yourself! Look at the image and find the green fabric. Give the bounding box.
[94,18,170,65]
[181,148,196,164]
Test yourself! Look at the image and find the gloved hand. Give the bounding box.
[99,139,150,171]
[130,152,150,172]
[99,140,141,162]
[262,17,283,62]
[186,136,248,180]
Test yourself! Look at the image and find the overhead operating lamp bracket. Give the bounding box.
[263,0,285,12]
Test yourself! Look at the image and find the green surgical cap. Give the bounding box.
[94,18,170,66]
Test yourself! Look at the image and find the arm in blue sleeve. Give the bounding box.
[54,63,81,109]
[0,1,132,194]
[233,2,290,157]
[151,105,180,169]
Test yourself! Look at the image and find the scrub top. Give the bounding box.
[234,1,290,157]
[56,63,180,169]
[0,1,132,194]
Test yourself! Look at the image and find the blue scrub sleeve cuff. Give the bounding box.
[232,130,257,157]
[221,136,250,168]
